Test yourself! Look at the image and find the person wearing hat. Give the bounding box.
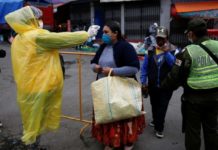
[161,18,218,150]
[140,26,176,138]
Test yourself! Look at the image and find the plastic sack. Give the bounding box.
[5,6,89,145]
[91,71,145,124]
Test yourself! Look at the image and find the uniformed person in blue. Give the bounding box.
[162,18,218,150]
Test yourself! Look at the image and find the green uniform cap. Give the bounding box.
[185,18,207,34]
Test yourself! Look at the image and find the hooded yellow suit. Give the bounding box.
[5,6,89,144]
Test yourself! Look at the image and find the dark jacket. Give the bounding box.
[91,40,140,78]
[147,50,175,88]
[140,44,176,87]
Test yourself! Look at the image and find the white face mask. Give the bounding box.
[38,20,43,29]
[188,38,193,43]
[187,31,193,43]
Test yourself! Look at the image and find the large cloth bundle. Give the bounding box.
[91,71,144,124]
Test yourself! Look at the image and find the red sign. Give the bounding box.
[38,6,54,30]
[208,29,218,36]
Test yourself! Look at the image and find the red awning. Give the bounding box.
[174,1,218,13]
[171,1,218,19]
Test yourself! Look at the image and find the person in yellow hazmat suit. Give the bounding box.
[5,6,100,146]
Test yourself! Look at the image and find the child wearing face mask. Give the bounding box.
[140,26,176,138]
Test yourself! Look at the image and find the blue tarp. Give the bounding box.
[0,0,23,24]
[27,0,70,4]
[27,0,50,4]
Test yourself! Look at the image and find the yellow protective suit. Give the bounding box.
[5,6,89,145]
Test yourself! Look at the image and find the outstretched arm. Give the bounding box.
[36,31,89,49]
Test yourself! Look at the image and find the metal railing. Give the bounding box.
[59,50,144,138]
[60,51,95,138]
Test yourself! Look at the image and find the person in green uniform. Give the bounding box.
[161,18,218,150]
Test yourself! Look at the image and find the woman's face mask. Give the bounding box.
[102,33,112,44]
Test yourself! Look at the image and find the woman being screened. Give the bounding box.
[91,21,145,150]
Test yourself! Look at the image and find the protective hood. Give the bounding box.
[5,6,39,34]
[5,6,89,145]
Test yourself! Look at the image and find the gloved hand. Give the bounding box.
[87,25,100,37]
[141,84,148,98]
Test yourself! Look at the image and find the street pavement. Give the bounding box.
[0,42,192,150]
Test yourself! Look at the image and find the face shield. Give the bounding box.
[30,6,43,28]
[30,6,43,19]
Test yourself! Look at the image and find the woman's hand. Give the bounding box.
[102,67,113,76]
[94,65,102,73]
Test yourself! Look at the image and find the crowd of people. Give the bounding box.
[1,5,218,150]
